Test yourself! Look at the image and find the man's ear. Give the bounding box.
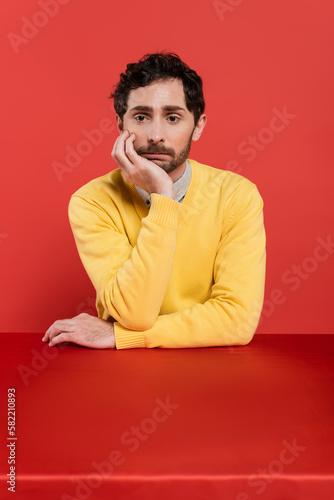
[116,115,124,134]
[192,114,207,142]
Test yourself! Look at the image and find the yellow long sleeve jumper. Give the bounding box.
[68,159,266,349]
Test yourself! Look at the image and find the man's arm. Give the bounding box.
[72,130,179,331]
[68,192,181,331]
[114,184,266,349]
[43,130,181,348]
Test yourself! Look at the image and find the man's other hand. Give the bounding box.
[111,130,175,199]
[42,313,116,349]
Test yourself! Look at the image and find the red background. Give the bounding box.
[1,0,333,334]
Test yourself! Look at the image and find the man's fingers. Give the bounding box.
[112,130,147,173]
[42,320,59,341]
[124,134,138,160]
[49,332,69,347]
[117,132,133,166]
[111,130,130,160]
[111,130,136,174]
[111,130,129,158]
[42,320,73,343]
[42,314,116,350]
[114,130,136,162]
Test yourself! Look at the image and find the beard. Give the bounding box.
[135,128,195,174]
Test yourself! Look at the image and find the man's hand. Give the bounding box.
[111,130,175,200]
[42,313,116,349]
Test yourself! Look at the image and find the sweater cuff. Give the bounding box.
[145,193,181,230]
[114,323,146,349]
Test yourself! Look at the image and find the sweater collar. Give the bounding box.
[124,159,201,228]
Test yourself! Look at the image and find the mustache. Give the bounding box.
[136,145,175,156]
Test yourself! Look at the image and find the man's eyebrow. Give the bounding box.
[129,105,186,113]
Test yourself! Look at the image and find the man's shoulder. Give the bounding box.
[189,159,258,195]
[70,168,124,201]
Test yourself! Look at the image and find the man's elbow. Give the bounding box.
[118,315,156,331]
[107,303,157,331]
[223,304,260,346]
[234,308,261,345]
[102,288,158,331]
[118,302,158,331]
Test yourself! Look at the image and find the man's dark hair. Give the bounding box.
[109,52,205,126]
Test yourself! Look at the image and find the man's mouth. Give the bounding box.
[141,153,171,159]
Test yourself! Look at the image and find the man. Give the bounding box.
[43,52,266,350]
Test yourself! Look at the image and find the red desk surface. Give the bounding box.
[0,333,333,500]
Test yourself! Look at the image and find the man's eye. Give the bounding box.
[168,116,180,123]
[134,115,147,122]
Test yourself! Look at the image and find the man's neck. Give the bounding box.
[168,160,187,183]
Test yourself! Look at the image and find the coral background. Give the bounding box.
[1,0,333,333]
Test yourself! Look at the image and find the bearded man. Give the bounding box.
[43,52,266,350]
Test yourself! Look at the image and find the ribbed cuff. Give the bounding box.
[114,323,146,349]
[145,193,181,230]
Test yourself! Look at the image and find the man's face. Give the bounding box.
[118,79,200,176]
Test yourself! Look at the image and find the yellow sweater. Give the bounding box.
[68,159,266,349]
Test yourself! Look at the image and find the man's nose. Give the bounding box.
[148,120,165,143]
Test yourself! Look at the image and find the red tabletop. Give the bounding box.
[0,333,333,499]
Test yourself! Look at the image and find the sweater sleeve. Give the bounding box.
[68,193,181,331]
[114,185,266,349]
